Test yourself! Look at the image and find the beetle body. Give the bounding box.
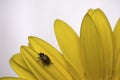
[39,53,51,65]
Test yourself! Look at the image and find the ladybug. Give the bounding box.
[39,52,51,65]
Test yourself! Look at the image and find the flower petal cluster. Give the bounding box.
[1,8,120,80]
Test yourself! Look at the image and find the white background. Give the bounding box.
[0,0,120,77]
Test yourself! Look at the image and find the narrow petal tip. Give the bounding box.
[28,36,35,40]
[54,19,63,23]
[54,19,67,29]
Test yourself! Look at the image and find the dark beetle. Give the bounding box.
[39,52,51,65]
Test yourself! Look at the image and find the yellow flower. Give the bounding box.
[0,8,120,80]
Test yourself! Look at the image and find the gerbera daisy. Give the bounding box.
[0,8,120,80]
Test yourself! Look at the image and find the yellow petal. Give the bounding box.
[87,9,94,16]
[28,36,66,69]
[80,14,104,80]
[89,9,113,79]
[113,51,120,80]
[54,19,85,79]
[112,19,120,79]
[21,45,73,80]
[113,19,120,63]
[9,54,37,80]
[28,36,78,79]
[21,46,52,80]
[0,77,25,80]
